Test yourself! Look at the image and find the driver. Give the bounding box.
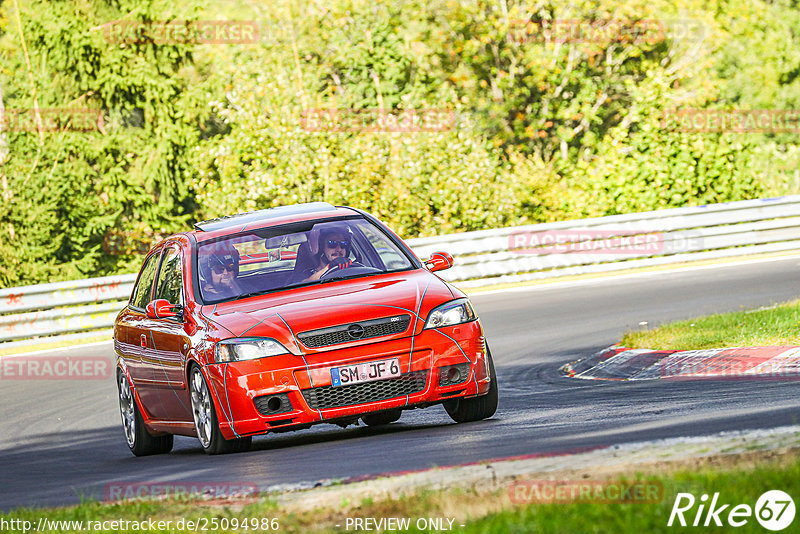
[301,228,353,282]
[202,247,243,299]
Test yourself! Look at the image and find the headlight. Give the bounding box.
[215,338,290,363]
[424,298,477,329]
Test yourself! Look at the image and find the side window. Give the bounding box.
[130,252,161,309]
[154,247,183,306]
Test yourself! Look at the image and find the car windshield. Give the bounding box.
[196,217,415,303]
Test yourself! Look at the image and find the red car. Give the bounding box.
[114,203,497,455]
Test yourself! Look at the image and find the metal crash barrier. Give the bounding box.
[2,196,800,343]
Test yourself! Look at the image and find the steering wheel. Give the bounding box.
[319,257,380,280]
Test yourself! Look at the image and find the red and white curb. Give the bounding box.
[563,345,800,380]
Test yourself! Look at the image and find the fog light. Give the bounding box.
[267,397,282,412]
[439,363,470,387]
[254,393,292,416]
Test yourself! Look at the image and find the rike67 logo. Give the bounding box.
[668,490,795,531]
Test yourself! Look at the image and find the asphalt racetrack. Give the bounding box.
[2,256,800,510]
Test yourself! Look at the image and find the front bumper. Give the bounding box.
[203,320,490,439]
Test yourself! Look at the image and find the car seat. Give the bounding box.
[289,241,317,284]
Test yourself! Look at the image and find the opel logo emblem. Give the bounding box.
[347,324,365,339]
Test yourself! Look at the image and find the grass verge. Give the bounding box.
[462,455,799,534]
[621,299,800,350]
[3,449,799,533]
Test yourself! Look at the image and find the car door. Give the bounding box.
[148,244,193,422]
[122,249,165,419]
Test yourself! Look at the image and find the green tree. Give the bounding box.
[0,0,206,287]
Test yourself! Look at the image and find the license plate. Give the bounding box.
[331,358,401,387]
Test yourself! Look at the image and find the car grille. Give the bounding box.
[302,370,428,410]
[297,314,411,348]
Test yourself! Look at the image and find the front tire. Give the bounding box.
[117,371,173,456]
[443,346,498,423]
[189,366,251,455]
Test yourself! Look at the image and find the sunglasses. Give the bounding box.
[211,264,235,275]
[325,240,350,249]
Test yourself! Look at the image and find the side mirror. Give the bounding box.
[424,252,453,272]
[146,299,184,321]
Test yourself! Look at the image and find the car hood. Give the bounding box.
[201,269,454,351]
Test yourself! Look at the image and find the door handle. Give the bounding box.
[140,334,147,348]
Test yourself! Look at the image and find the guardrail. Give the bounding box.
[0,274,136,343]
[2,196,799,343]
[412,195,800,287]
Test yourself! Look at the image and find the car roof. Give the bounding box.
[191,203,361,242]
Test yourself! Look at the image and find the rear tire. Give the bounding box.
[362,409,402,426]
[189,366,252,455]
[117,371,173,456]
[443,347,498,423]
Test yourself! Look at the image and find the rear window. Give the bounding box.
[196,217,414,303]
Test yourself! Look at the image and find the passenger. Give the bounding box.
[202,247,243,299]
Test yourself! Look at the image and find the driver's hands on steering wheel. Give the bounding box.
[330,258,353,270]
[304,258,356,283]
[317,257,369,280]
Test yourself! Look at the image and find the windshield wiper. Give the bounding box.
[236,288,282,300]
[236,270,390,299]
[316,271,386,284]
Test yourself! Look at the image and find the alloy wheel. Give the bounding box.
[190,368,213,448]
[118,373,136,447]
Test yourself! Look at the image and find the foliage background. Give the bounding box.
[0,0,798,287]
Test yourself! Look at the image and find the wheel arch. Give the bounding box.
[186,360,240,441]
[115,362,163,436]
